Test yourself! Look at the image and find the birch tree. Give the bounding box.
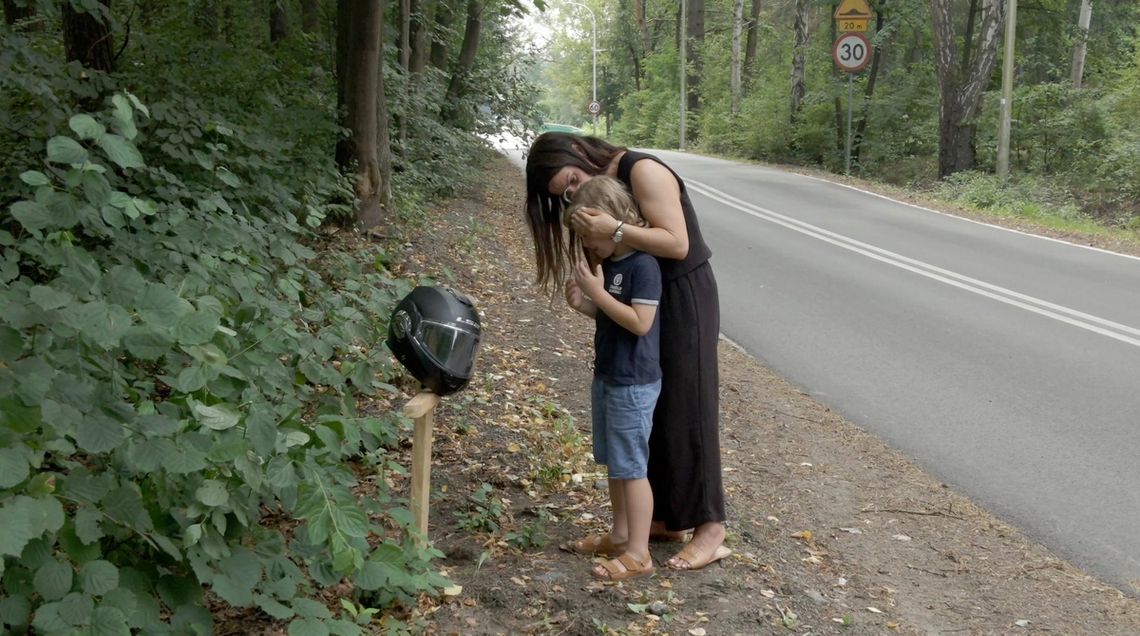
[1069,0,1092,87]
[930,0,1005,176]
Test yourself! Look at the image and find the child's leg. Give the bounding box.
[609,477,628,544]
[591,381,660,579]
[620,478,653,561]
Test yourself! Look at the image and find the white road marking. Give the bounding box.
[687,179,1140,349]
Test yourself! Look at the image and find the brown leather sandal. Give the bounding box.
[559,533,626,558]
[592,553,655,581]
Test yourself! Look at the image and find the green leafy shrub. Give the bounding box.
[455,484,504,534]
[0,31,445,635]
[934,171,1085,222]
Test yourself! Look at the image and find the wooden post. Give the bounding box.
[403,391,441,543]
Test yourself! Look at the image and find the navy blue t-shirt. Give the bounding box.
[594,251,662,385]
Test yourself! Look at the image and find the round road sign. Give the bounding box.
[587,100,602,115]
[832,32,871,73]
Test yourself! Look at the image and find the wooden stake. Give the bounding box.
[404,391,441,543]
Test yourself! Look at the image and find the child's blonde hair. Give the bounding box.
[552,176,644,300]
[561,176,641,228]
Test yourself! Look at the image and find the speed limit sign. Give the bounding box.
[587,100,602,115]
[832,32,871,73]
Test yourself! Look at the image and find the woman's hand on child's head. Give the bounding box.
[574,259,605,298]
[570,206,620,240]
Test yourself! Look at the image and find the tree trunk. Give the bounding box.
[959,0,978,76]
[270,0,289,43]
[376,16,393,224]
[743,0,760,83]
[399,0,412,71]
[930,0,1006,177]
[301,0,320,34]
[3,0,36,28]
[442,0,482,126]
[429,1,453,70]
[853,1,888,161]
[731,0,743,114]
[1070,0,1092,87]
[790,0,809,122]
[194,0,220,37]
[336,0,387,228]
[686,0,704,114]
[634,0,651,55]
[62,0,115,73]
[410,0,431,74]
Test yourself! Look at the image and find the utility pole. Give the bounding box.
[996,0,1017,179]
[679,0,687,150]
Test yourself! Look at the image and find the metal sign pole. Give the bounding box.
[845,74,853,175]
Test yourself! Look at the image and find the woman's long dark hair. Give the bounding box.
[524,132,625,293]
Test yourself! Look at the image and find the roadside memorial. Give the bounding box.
[387,286,483,543]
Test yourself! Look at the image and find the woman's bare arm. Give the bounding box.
[569,161,689,260]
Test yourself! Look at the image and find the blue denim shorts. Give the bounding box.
[591,377,662,480]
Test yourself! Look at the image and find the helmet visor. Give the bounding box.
[416,320,480,376]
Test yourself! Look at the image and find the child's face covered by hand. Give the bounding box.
[581,231,617,260]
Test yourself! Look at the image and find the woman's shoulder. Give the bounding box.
[621,152,675,185]
[619,149,662,171]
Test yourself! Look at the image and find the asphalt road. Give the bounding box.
[648,150,1140,593]
[503,144,1140,591]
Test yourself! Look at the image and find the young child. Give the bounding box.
[561,176,662,581]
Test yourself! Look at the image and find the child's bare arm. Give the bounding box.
[592,294,656,335]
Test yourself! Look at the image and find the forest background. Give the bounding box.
[0,0,1138,633]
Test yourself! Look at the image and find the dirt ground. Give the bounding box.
[384,151,1140,635]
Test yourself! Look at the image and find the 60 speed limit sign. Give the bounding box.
[832,32,871,73]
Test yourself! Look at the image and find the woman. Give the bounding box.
[524,132,730,570]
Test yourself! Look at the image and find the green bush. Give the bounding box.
[934,171,1084,222]
[0,28,444,635]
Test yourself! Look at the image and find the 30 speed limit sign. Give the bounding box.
[832,32,871,73]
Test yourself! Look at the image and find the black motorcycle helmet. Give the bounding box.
[386,286,483,396]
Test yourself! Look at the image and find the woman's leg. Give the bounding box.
[649,521,689,541]
[655,265,729,568]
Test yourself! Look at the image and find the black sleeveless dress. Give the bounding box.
[617,151,726,530]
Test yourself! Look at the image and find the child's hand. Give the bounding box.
[574,260,605,299]
[565,277,585,310]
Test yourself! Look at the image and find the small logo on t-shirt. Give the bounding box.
[608,272,623,294]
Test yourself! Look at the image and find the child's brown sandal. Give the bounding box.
[591,554,655,581]
[560,533,626,557]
